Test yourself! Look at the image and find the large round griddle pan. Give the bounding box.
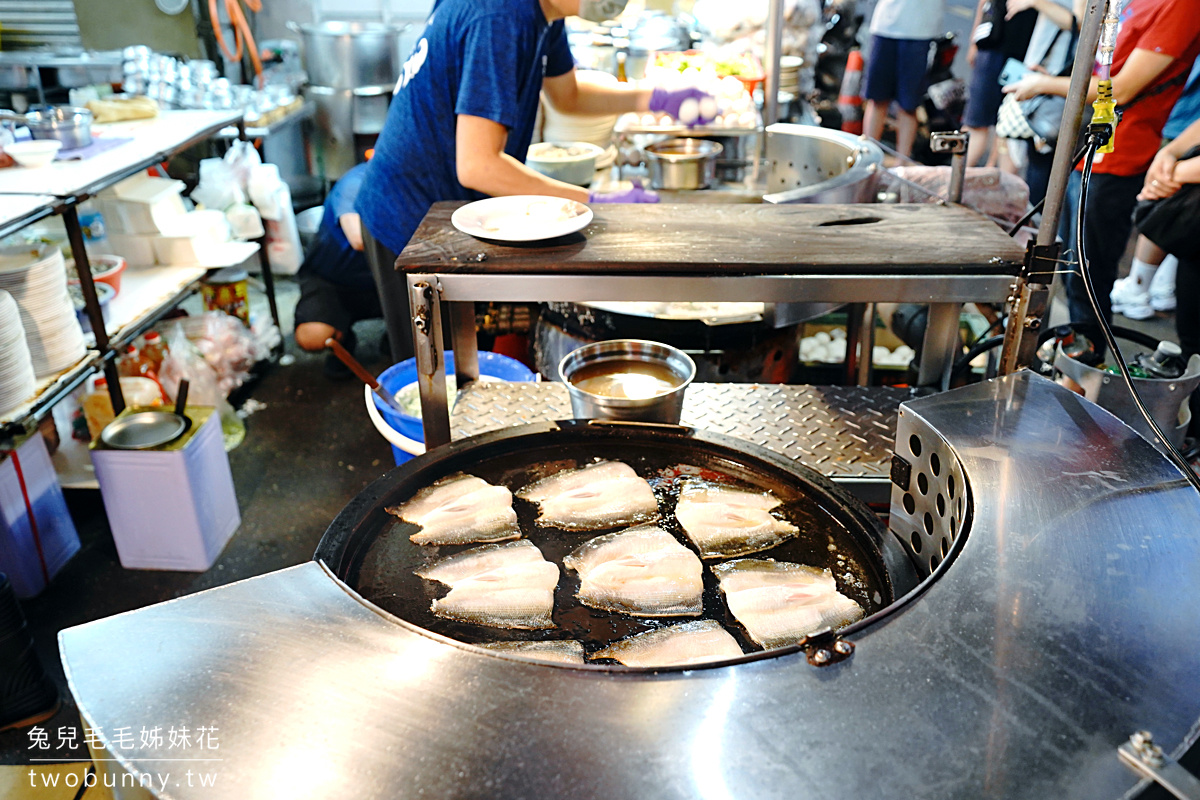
[315,421,920,663]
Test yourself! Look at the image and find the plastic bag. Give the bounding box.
[157,322,246,451]
[191,158,239,212]
[170,312,265,398]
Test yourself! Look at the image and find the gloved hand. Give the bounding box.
[589,180,660,204]
[649,86,718,126]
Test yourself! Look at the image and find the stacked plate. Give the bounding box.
[0,245,87,378]
[0,289,37,414]
[778,56,804,96]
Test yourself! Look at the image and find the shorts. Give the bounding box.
[863,35,932,114]
[294,268,383,334]
[964,48,1007,128]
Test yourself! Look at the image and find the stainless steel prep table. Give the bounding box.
[398,202,1025,452]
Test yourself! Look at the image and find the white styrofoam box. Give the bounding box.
[91,409,239,571]
[158,209,233,246]
[109,178,188,235]
[0,433,81,597]
[107,232,158,267]
[152,234,215,267]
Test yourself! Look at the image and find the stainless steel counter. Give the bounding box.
[60,372,1200,799]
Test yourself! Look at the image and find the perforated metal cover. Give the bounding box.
[888,406,971,577]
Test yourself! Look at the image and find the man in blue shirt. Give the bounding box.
[293,163,380,377]
[357,0,710,361]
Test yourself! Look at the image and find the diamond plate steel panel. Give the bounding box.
[450,382,912,483]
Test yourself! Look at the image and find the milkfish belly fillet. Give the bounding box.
[385,473,520,546]
[712,559,863,649]
[477,640,586,665]
[592,620,743,667]
[416,540,559,629]
[674,479,799,559]
[563,525,703,616]
[516,461,658,530]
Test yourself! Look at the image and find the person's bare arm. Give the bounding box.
[968,0,988,67]
[455,114,588,202]
[1004,47,1177,103]
[1006,0,1076,30]
[1139,117,1200,199]
[542,69,653,115]
[339,212,364,251]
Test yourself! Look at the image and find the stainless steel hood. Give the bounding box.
[59,371,1200,798]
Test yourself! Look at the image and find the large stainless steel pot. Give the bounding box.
[290,21,408,89]
[645,138,722,190]
[762,123,883,204]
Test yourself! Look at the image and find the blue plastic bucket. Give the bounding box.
[371,351,536,465]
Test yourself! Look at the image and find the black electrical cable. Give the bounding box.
[1075,134,1200,493]
[1007,140,1095,237]
[952,334,1006,381]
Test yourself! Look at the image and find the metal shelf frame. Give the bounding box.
[0,110,282,443]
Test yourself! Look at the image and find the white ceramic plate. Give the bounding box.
[451,196,593,242]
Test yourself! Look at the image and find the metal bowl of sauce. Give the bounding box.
[559,339,696,423]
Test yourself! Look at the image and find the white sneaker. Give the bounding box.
[1150,256,1177,311]
[1151,289,1176,312]
[1110,274,1149,307]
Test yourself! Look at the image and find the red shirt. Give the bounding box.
[1093,0,1200,176]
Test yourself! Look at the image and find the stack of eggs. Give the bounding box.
[618,73,758,130]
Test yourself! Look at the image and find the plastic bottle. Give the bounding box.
[117,345,150,379]
[140,331,167,374]
[1135,341,1187,379]
[81,377,117,440]
[247,163,302,275]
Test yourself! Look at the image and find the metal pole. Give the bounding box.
[763,0,785,128]
[999,0,1108,375]
[1037,0,1107,247]
[63,205,125,415]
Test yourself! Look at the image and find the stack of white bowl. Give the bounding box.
[0,289,37,413]
[0,246,87,378]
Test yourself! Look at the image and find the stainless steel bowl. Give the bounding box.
[645,138,723,190]
[23,107,93,149]
[558,339,696,423]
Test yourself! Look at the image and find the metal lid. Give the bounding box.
[99,411,187,450]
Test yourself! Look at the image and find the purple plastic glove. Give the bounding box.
[649,86,717,126]
[589,180,660,204]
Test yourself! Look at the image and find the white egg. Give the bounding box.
[722,113,739,127]
[830,328,846,340]
[829,340,848,361]
[733,95,752,113]
[721,76,744,99]
[814,331,832,344]
[894,345,915,360]
[872,346,890,363]
[677,97,700,125]
[738,111,756,127]
[640,113,658,127]
[682,67,702,81]
[699,97,718,122]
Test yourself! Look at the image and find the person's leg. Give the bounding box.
[293,269,359,378]
[864,100,889,142]
[362,226,414,364]
[963,49,1006,166]
[892,38,933,159]
[1176,256,1200,359]
[1023,145,1055,208]
[1063,172,1144,331]
[1111,235,1167,318]
[1150,254,1178,311]
[862,35,898,144]
[894,109,919,158]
